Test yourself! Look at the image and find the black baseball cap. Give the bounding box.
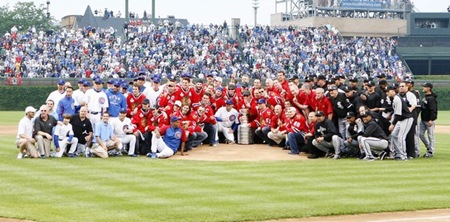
[346,112,356,118]
[422,82,433,89]
[315,111,325,117]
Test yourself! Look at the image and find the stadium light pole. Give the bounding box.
[125,0,129,23]
[152,0,156,24]
[46,0,50,19]
[253,0,259,27]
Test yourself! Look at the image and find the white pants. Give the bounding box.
[151,132,175,158]
[54,137,79,158]
[118,135,136,155]
[267,131,286,144]
[217,123,234,141]
[89,112,101,133]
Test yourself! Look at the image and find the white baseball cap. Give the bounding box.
[174,100,182,107]
[25,106,36,113]
[214,77,223,82]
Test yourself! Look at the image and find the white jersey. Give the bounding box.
[215,107,239,128]
[83,89,109,112]
[47,90,65,107]
[72,89,86,106]
[54,123,74,140]
[111,117,134,137]
[143,86,164,108]
[17,116,34,140]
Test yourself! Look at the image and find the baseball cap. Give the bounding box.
[138,71,147,76]
[243,90,251,96]
[121,83,128,89]
[57,79,65,85]
[77,79,85,84]
[216,86,223,91]
[304,77,312,83]
[171,116,181,122]
[317,75,326,80]
[257,98,266,104]
[367,81,376,87]
[349,77,358,82]
[377,73,386,78]
[107,79,114,84]
[346,112,356,118]
[422,82,433,89]
[119,108,127,113]
[228,84,236,90]
[113,80,121,87]
[174,100,182,107]
[343,86,352,92]
[385,85,396,92]
[25,106,36,113]
[152,76,161,83]
[83,81,90,87]
[360,111,371,118]
[290,75,299,80]
[328,85,338,91]
[206,72,214,77]
[241,82,249,88]
[225,100,234,105]
[137,76,145,81]
[327,79,336,85]
[142,98,150,105]
[94,78,103,84]
[315,111,325,117]
[215,77,223,83]
[378,80,388,85]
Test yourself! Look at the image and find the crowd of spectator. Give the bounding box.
[0,22,408,81]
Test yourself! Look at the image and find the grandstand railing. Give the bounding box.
[398,37,450,47]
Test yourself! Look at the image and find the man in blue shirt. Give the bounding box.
[91,112,122,158]
[56,86,75,121]
[148,116,187,159]
[106,80,127,119]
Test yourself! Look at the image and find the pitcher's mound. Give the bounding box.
[171,143,308,161]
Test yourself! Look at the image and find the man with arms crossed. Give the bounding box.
[34,104,58,158]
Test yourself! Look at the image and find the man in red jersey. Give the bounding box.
[285,106,308,155]
[249,98,273,145]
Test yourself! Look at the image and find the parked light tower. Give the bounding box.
[253,0,259,27]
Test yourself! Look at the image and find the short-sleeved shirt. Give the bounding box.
[70,114,93,144]
[93,121,114,143]
[34,115,58,135]
[17,116,34,140]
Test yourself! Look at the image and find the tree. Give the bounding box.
[0,2,56,35]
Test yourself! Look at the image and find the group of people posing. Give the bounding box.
[16,70,438,160]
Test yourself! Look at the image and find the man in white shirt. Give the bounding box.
[111,109,138,157]
[53,114,78,158]
[72,79,87,113]
[143,76,164,108]
[215,100,240,144]
[17,106,38,159]
[46,79,66,107]
[83,78,109,130]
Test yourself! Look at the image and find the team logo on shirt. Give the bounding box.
[229,115,236,122]
[99,97,106,104]
[123,125,129,131]
[175,131,182,139]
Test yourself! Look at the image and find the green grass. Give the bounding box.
[2,112,450,221]
[0,111,22,125]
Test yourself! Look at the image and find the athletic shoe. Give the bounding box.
[147,152,157,158]
[362,156,375,161]
[394,157,408,161]
[84,148,91,158]
[225,139,235,144]
[307,154,319,159]
[423,153,433,158]
[40,154,46,159]
[288,152,299,155]
[378,151,387,160]
[333,154,340,160]
[213,143,218,147]
[128,154,138,157]
[68,153,76,158]
[17,153,23,159]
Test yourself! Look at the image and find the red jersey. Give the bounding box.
[270,112,287,131]
[127,93,146,117]
[131,109,151,133]
[286,113,308,133]
[147,111,169,131]
[189,88,205,104]
[250,107,273,129]
[158,91,182,114]
[309,96,333,117]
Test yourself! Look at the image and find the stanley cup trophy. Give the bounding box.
[238,108,254,144]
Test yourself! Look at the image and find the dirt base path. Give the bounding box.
[264,208,450,222]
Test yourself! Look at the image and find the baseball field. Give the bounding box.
[1,111,450,222]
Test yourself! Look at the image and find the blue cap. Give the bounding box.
[119,108,127,113]
[113,80,121,86]
[137,76,145,81]
[57,79,65,85]
[121,83,128,89]
[171,116,181,122]
[107,79,114,84]
[216,86,223,91]
[138,71,147,76]
[77,79,84,83]
[152,76,161,83]
[225,100,233,105]
[82,81,90,87]
[257,98,266,104]
[94,78,103,84]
